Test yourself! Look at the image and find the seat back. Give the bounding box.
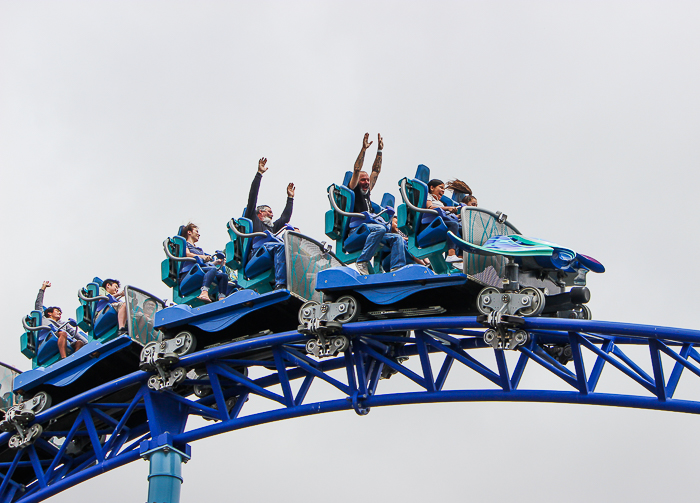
[460,207,520,277]
[226,217,276,293]
[21,311,62,369]
[397,166,456,274]
[77,277,120,343]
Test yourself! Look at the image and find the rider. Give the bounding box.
[347,133,406,276]
[98,279,129,335]
[244,158,295,290]
[426,179,463,264]
[35,281,88,359]
[181,223,238,302]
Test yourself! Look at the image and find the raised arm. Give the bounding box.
[35,281,50,311]
[244,158,268,220]
[369,133,383,190]
[348,133,373,189]
[273,183,295,232]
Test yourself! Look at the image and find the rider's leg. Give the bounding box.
[263,242,287,289]
[357,223,386,272]
[383,233,407,271]
[57,331,68,359]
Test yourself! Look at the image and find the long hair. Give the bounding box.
[446,179,472,196]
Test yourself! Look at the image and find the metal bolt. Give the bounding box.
[483,296,491,305]
[502,294,510,302]
[521,297,529,305]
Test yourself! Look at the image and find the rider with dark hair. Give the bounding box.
[100,279,129,335]
[244,158,295,290]
[426,179,463,264]
[35,281,87,358]
[181,223,237,303]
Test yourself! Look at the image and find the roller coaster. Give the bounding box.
[0,165,694,503]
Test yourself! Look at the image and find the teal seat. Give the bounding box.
[161,231,228,306]
[397,165,456,274]
[225,217,277,293]
[324,172,395,272]
[21,311,72,369]
[77,277,119,343]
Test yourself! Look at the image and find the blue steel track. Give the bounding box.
[3,316,700,502]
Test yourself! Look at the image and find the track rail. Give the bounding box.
[3,316,700,502]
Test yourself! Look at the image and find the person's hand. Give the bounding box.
[258,157,268,174]
[377,134,383,150]
[213,258,223,266]
[362,133,373,150]
[287,183,295,198]
[41,281,51,290]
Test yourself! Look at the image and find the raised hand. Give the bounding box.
[377,133,383,150]
[287,183,295,198]
[41,281,51,290]
[362,133,373,150]
[258,157,268,174]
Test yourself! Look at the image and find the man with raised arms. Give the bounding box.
[347,133,406,276]
[244,158,295,290]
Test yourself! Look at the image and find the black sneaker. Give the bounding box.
[274,284,287,291]
[117,327,128,336]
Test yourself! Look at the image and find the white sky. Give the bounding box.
[1,1,700,502]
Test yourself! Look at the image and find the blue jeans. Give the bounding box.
[444,219,461,253]
[263,241,287,286]
[358,223,407,270]
[202,266,232,296]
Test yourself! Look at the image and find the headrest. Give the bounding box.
[452,191,466,203]
[178,225,186,237]
[342,171,353,187]
[415,164,430,183]
[380,193,395,209]
[92,277,103,284]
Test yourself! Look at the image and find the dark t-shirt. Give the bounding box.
[353,185,372,213]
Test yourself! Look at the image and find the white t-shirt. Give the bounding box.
[427,193,445,208]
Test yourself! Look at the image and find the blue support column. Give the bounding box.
[140,433,191,503]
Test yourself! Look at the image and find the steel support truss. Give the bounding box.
[3,316,700,502]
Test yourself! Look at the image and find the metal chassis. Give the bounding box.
[3,316,700,502]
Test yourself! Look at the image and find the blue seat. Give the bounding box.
[226,217,281,293]
[161,228,229,306]
[77,277,120,343]
[325,172,395,271]
[21,311,71,369]
[397,165,459,274]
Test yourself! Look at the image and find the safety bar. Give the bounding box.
[327,185,365,219]
[458,207,521,234]
[163,239,197,262]
[227,219,267,239]
[77,288,109,303]
[399,179,438,215]
[21,316,53,333]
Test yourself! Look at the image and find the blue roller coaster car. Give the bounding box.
[14,284,166,405]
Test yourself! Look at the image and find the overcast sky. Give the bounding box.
[2,1,700,502]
